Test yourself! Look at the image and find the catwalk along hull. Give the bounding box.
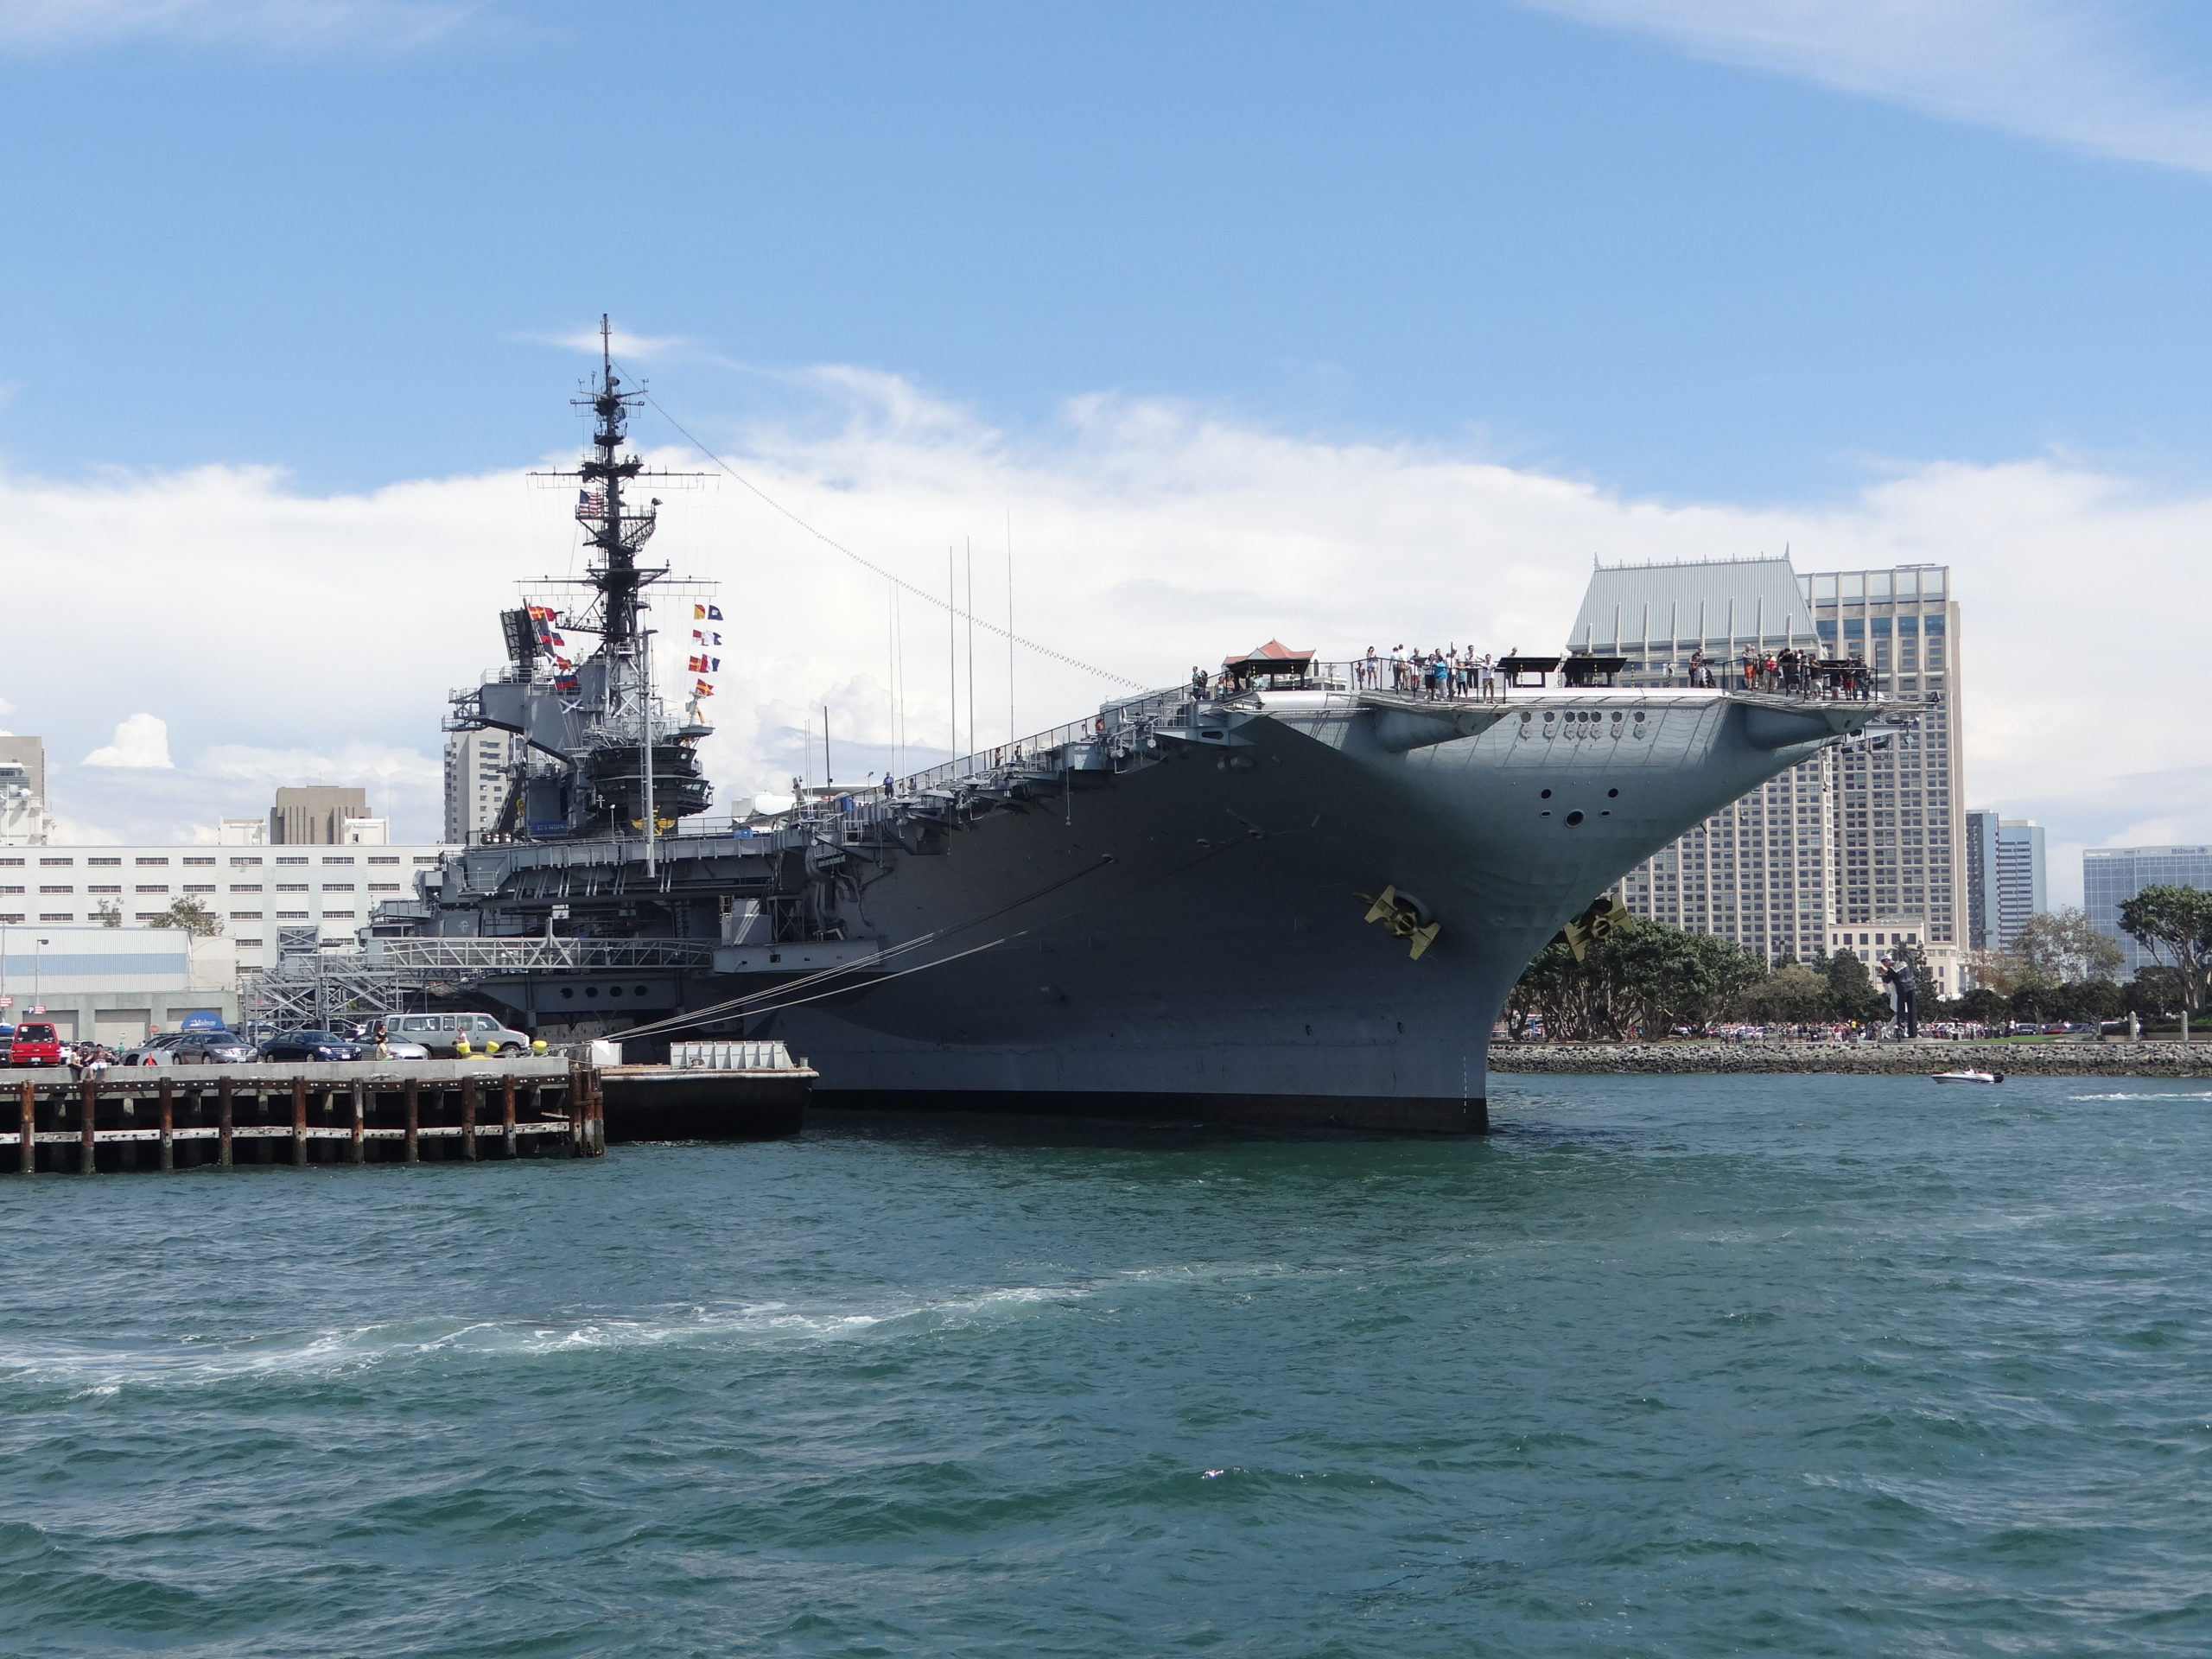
[769,687,1870,1130]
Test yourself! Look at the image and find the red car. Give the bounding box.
[7,1021,64,1067]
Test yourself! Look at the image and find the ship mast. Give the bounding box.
[578,315,652,648]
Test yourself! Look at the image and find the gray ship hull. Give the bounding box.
[766,687,1870,1130]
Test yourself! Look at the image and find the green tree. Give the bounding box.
[1611,920,1767,1035]
[1822,950,1887,1023]
[92,899,122,927]
[2014,908,2125,984]
[144,896,222,938]
[1735,963,1830,1026]
[2118,885,2212,1039]
[1955,984,2010,1025]
[1975,907,2124,993]
[1507,918,1769,1040]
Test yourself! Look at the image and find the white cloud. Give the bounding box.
[0,370,2205,864]
[0,0,474,53]
[82,713,174,769]
[538,326,697,364]
[1526,0,2212,174]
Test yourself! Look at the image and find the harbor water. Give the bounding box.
[7,1074,2212,1656]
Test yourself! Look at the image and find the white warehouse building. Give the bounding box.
[0,925,240,1044]
[0,831,452,978]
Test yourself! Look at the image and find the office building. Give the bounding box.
[1966,810,2045,952]
[2084,845,2212,976]
[444,728,522,842]
[1580,555,1965,969]
[1993,817,2044,948]
[1965,810,1996,950]
[0,836,452,977]
[270,786,371,845]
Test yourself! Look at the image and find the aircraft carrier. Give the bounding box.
[394,330,1895,1131]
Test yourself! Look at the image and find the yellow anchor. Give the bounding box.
[1559,894,1631,961]
[1357,885,1441,960]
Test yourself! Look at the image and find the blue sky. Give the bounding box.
[4,0,2212,891]
[7,0,2212,500]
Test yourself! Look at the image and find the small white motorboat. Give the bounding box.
[1931,1069,2004,1084]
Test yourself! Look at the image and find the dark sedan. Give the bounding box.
[255,1029,365,1063]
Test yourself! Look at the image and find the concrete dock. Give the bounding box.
[598,1040,815,1141]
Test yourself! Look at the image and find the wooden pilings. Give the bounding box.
[0,1066,601,1174]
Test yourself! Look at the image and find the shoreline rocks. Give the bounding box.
[1487,1040,2212,1077]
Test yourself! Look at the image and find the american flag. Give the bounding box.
[575,491,607,518]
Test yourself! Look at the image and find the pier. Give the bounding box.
[2,1059,601,1173]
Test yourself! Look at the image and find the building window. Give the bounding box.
[236,938,262,947]
[184,884,214,893]
[136,885,169,894]
[39,857,72,866]
[368,882,401,893]
[0,858,20,867]
[87,885,120,894]
[275,884,308,893]
[231,884,263,893]
[275,911,309,919]
[231,856,263,867]
[368,856,399,866]
[135,912,162,921]
[321,882,355,892]
[88,856,121,867]
[38,885,72,893]
[414,857,439,866]
[183,856,214,867]
[321,910,354,920]
[38,912,72,921]
[322,856,354,866]
[229,912,262,920]
[0,886,19,895]
[0,912,21,922]
[136,856,169,866]
[276,856,308,867]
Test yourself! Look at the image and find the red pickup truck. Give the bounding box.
[6,1021,65,1067]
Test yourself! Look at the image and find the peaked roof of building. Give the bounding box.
[1567,556,1814,649]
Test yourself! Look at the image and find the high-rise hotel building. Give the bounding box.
[444,728,523,844]
[1568,556,1967,988]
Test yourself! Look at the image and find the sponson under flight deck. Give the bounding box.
[383,328,1897,1131]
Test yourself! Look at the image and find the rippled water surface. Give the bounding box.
[9,1075,2212,1656]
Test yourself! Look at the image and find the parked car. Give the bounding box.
[368,1037,431,1060]
[383,1012,533,1057]
[255,1029,365,1063]
[7,1021,66,1068]
[118,1033,189,1066]
[123,1031,261,1066]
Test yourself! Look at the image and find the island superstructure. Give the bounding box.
[394,338,1899,1130]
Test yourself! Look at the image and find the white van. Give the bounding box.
[385,1012,532,1057]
